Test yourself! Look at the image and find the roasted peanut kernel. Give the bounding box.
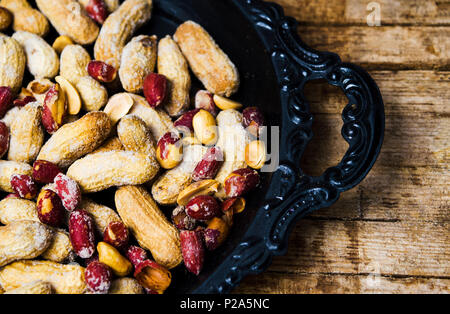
[156,132,183,170]
[55,76,82,115]
[54,173,81,211]
[42,84,67,134]
[213,95,243,110]
[243,106,265,137]
[103,221,129,250]
[10,174,37,199]
[204,217,230,251]
[192,147,224,182]
[37,189,65,227]
[185,195,221,221]
[85,261,112,294]
[103,93,134,125]
[126,245,148,268]
[134,260,171,294]
[0,86,13,118]
[171,205,196,230]
[52,36,74,55]
[32,160,62,184]
[177,180,220,206]
[85,0,109,24]
[180,230,204,275]
[222,197,246,214]
[87,60,117,83]
[245,140,267,170]
[0,121,9,158]
[195,90,218,116]
[192,109,218,146]
[69,209,96,259]
[143,73,168,108]
[224,168,260,198]
[173,109,200,133]
[97,241,132,277]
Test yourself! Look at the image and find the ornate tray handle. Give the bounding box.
[194,0,384,293]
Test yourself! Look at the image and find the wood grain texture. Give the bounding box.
[279,0,450,25]
[236,0,449,294]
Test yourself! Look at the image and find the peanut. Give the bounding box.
[41,229,74,263]
[79,0,119,14]
[119,35,157,93]
[0,0,49,36]
[37,111,112,168]
[12,31,59,79]
[174,21,239,97]
[92,136,124,154]
[109,277,144,294]
[79,198,122,234]
[97,241,132,276]
[94,0,153,69]
[0,34,26,93]
[0,260,86,294]
[36,0,99,44]
[214,109,250,198]
[0,160,33,192]
[117,114,157,159]
[213,95,243,110]
[0,197,39,224]
[157,35,191,117]
[0,220,53,267]
[0,6,12,31]
[60,45,108,112]
[85,260,113,294]
[224,168,260,198]
[4,280,53,294]
[52,35,74,55]
[143,73,168,108]
[156,132,183,170]
[55,76,82,115]
[76,76,109,111]
[192,109,218,145]
[103,93,134,125]
[66,151,159,193]
[152,145,207,205]
[60,45,90,86]
[7,102,44,163]
[87,60,117,83]
[115,185,182,269]
[128,94,174,141]
[245,140,267,169]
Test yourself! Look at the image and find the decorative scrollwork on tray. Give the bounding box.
[196,0,384,293]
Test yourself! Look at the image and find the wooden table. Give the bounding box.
[234,0,449,294]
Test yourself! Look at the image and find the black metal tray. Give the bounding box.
[24,0,384,294]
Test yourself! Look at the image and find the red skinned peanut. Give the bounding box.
[69,209,96,259]
[180,230,204,275]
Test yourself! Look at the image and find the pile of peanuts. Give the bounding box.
[0,0,267,294]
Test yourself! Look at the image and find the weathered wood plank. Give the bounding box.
[300,114,449,169]
[264,219,449,277]
[236,272,450,293]
[303,71,450,115]
[272,0,450,26]
[298,26,450,70]
[359,165,449,222]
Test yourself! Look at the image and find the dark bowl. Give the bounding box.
[22,0,384,293]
